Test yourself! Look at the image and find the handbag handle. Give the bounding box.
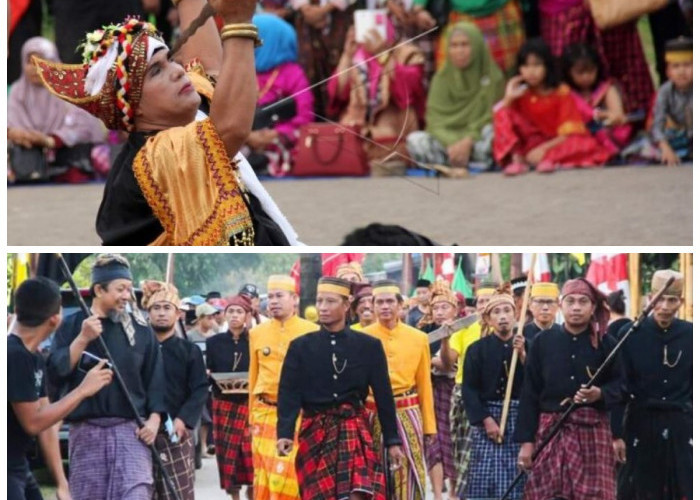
[307,127,347,166]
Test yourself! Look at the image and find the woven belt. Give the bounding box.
[256,395,277,407]
[366,390,419,413]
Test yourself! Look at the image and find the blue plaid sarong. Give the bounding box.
[463,400,523,500]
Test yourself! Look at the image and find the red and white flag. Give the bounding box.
[522,253,551,282]
[586,253,630,313]
[434,253,455,283]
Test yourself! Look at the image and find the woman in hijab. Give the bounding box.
[8,37,108,183]
[245,13,314,177]
[327,22,426,176]
[407,22,504,177]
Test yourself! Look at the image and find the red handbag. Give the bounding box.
[292,123,369,177]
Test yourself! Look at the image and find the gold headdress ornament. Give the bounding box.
[33,18,164,131]
[140,280,181,309]
[481,282,515,335]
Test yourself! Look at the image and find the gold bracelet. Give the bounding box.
[220,28,259,37]
[220,30,263,48]
[221,23,257,31]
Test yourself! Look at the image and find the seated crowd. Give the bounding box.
[7,0,693,183]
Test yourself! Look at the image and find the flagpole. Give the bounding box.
[629,254,640,317]
[165,253,175,284]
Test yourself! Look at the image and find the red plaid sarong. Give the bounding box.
[524,407,616,500]
[212,397,253,491]
[540,3,654,115]
[296,403,386,500]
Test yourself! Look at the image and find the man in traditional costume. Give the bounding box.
[616,270,692,500]
[350,282,375,330]
[248,275,318,500]
[363,280,437,500]
[33,0,299,245]
[336,262,365,283]
[437,280,497,495]
[407,279,432,328]
[142,281,209,500]
[208,295,256,499]
[522,282,560,341]
[424,280,459,500]
[515,278,622,500]
[47,254,167,500]
[462,285,526,500]
[277,277,404,500]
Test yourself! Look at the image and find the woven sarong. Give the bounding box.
[450,385,470,497]
[296,403,386,500]
[369,394,427,500]
[426,375,456,480]
[250,400,300,500]
[68,418,153,500]
[437,0,525,72]
[212,397,253,491]
[617,407,692,500]
[153,432,195,500]
[524,407,615,500]
[464,400,522,500]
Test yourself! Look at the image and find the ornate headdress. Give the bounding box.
[141,280,181,310]
[33,18,165,131]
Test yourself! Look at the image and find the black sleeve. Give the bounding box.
[599,335,624,438]
[277,338,304,441]
[8,347,40,403]
[205,337,214,373]
[514,334,543,443]
[609,341,630,440]
[177,344,210,429]
[462,342,490,425]
[46,313,82,386]
[368,338,401,447]
[142,330,168,415]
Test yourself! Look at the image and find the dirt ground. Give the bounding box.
[7,165,691,246]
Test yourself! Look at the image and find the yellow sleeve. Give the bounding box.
[248,330,259,418]
[416,337,437,434]
[448,330,462,355]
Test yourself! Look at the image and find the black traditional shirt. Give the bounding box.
[462,333,526,425]
[47,310,167,422]
[606,318,633,341]
[522,321,554,342]
[277,326,400,446]
[159,335,209,429]
[206,330,250,401]
[615,316,692,413]
[514,324,623,442]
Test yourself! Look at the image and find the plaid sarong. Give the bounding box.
[68,418,153,500]
[524,408,615,500]
[212,397,253,491]
[369,394,427,500]
[153,432,195,500]
[437,0,526,73]
[296,403,385,500]
[540,3,654,114]
[450,385,470,497]
[250,400,300,500]
[464,401,522,500]
[425,375,456,480]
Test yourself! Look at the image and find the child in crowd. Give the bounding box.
[493,38,610,176]
[651,37,692,166]
[406,22,504,177]
[562,43,634,158]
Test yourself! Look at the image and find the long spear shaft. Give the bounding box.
[499,276,676,500]
[56,254,182,500]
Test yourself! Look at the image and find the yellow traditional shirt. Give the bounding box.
[363,321,437,434]
[249,315,318,407]
[449,321,482,385]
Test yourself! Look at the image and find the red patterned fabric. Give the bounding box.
[524,408,616,500]
[212,398,254,490]
[296,403,386,500]
[540,3,654,115]
[493,96,611,167]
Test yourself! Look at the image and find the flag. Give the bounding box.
[290,253,365,291]
[11,253,30,293]
[522,253,551,282]
[435,253,455,282]
[420,258,435,282]
[452,257,473,297]
[571,253,586,266]
[474,253,491,277]
[586,253,630,314]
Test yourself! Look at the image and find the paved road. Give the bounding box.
[8,166,691,245]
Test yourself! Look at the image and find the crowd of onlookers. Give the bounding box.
[7,0,692,183]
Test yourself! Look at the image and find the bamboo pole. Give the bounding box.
[629,254,640,317]
[498,253,537,442]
